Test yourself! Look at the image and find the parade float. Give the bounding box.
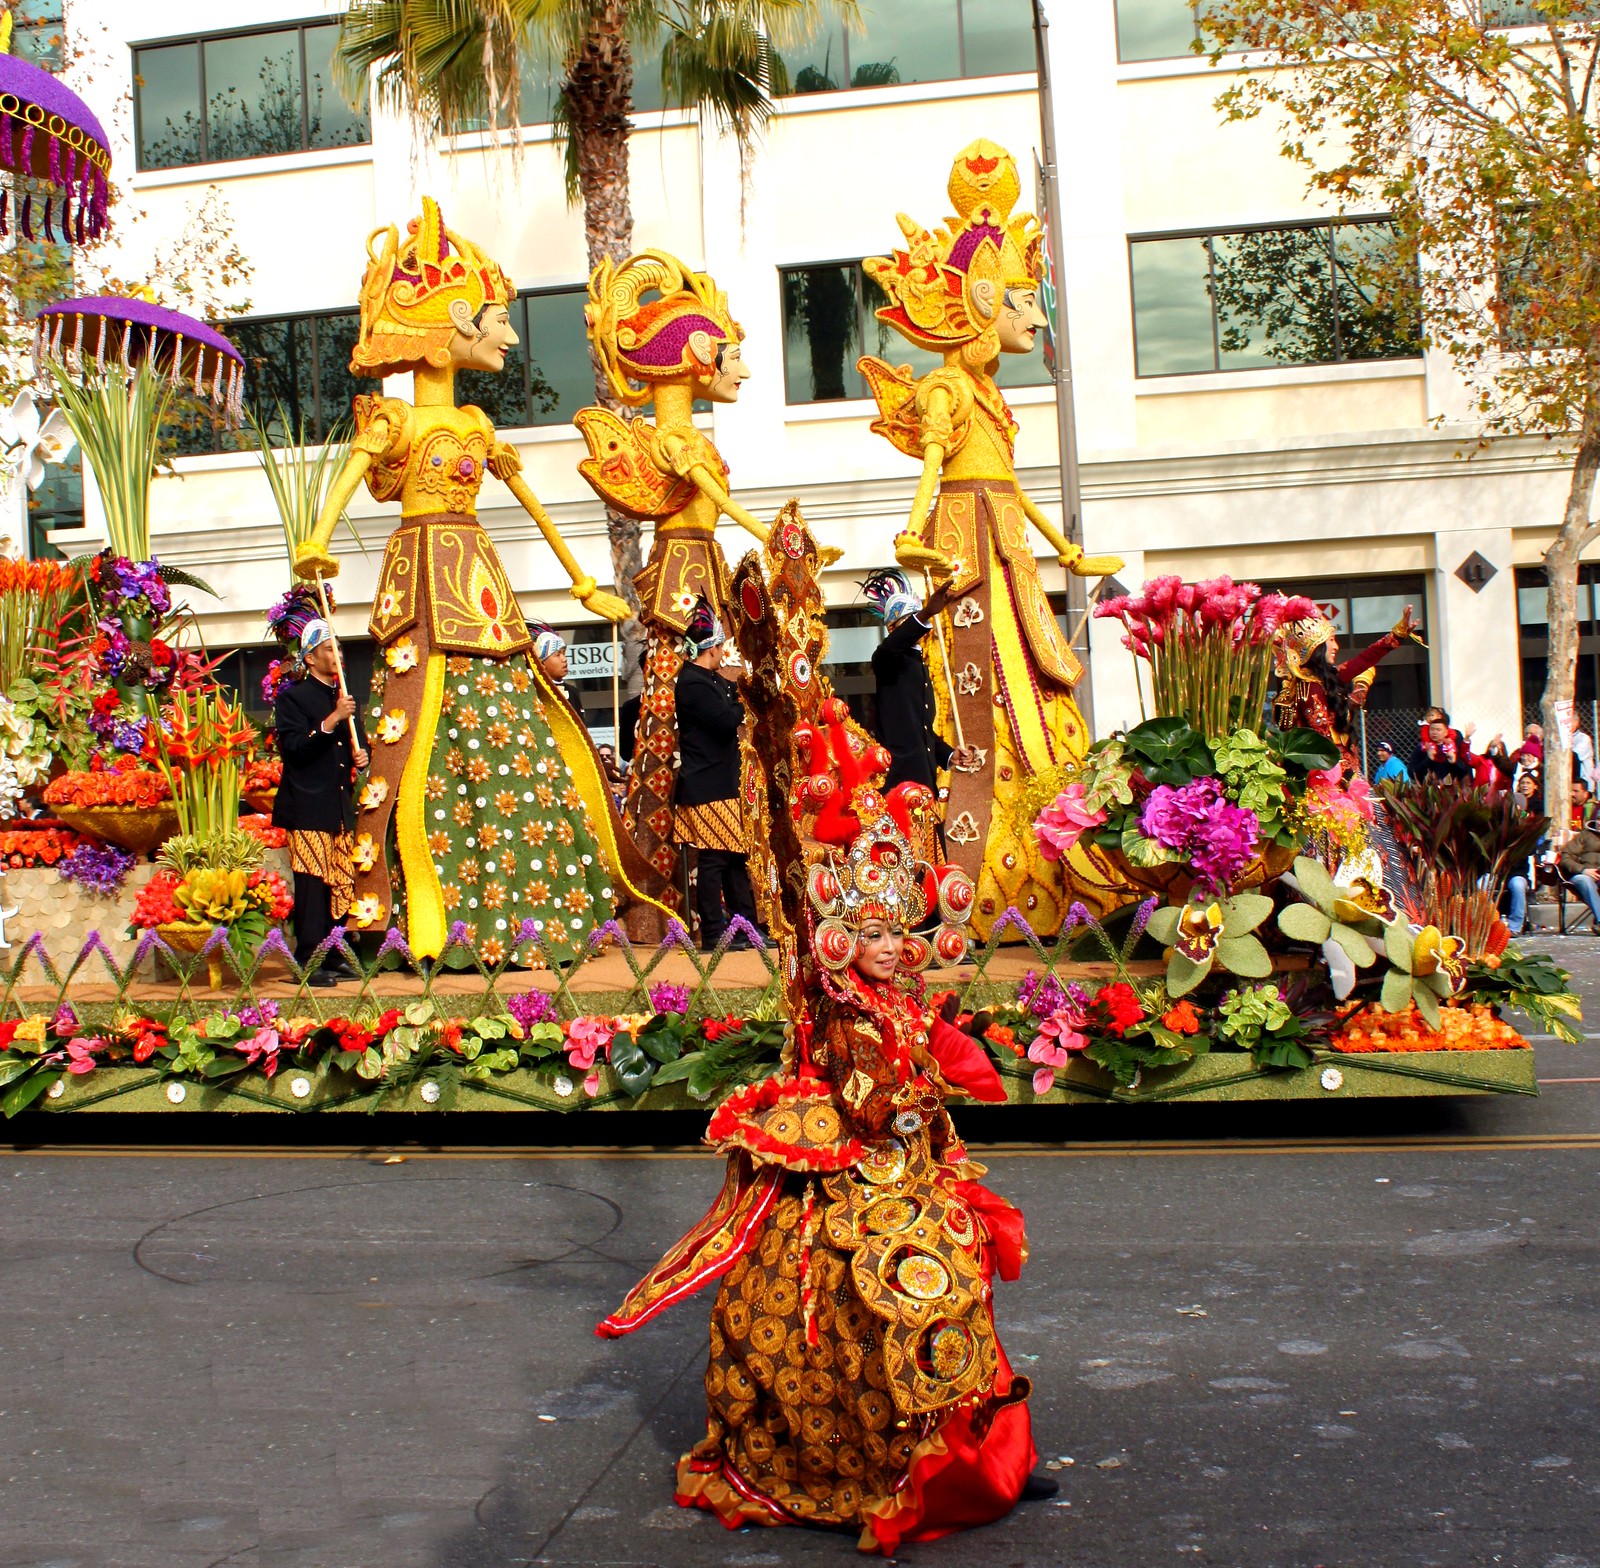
[0,135,1575,1120]
[0,557,1573,1119]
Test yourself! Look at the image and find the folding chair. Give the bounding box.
[1555,867,1599,935]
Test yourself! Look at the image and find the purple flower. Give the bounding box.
[50,1004,77,1036]
[1018,969,1069,1020]
[648,981,691,1016]
[238,999,281,1032]
[1139,778,1224,850]
[507,991,557,1030]
[58,842,136,897]
[1187,803,1259,897]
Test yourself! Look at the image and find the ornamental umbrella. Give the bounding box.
[0,23,111,244]
[34,296,245,423]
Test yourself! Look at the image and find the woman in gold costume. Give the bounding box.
[294,198,670,965]
[575,251,771,889]
[859,139,1124,938]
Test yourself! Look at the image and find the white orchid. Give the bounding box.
[0,389,75,514]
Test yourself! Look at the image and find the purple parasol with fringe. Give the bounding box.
[34,295,246,423]
[0,48,111,244]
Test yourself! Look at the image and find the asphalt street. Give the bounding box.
[3,940,1599,1568]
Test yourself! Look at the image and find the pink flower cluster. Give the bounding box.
[1028,1002,1089,1095]
[1139,778,1260,896]
[1305,767,1376,830]
[1094,575,1321,659]
[1034,780,1107,861]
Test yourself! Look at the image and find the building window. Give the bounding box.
[518,42,666,124]
[454,286,595,431]
[25,457,82,559]
[1517,565,1600,735]
[1128,218,1422,377]
[13,0,65,69]
[133,20,371,172]
[779,260,1053,403]
[782,0,1035,95]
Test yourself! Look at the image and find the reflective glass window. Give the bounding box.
[852,0,960,87]
[303,23,371,149]
[204,30,303,163]
[1211,224,1332,369]
[1130,236,1215,374]
[523,288,596,426]
[783,264,865,402]
[1115,0,1200,61]
[134,42,202,170]
[134,23,372,169]
[1132,221,1421,376]
[961,0,1038,77]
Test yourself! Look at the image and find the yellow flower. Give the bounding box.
[348,894,385,928]
[1412,926,1467,991]
[359,777,389,811]
[351,833,378,873]
[14,1016,46,1044]
[377,709,409,744]
[385,637,419,673]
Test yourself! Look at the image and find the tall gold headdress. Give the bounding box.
[586,249,743,407]
[863,138,1044,367]
[1271,611,1338,680]
[350,196,515,378]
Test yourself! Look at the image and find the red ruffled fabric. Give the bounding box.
[706,1075,864,1172]
[857,1340,1035,1554]
[955,1179,1028,1283]
[926,1017,1007,1102]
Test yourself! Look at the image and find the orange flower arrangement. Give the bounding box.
[43,768,172,809]
[242,756,282,794]
[239,814,287,848]
[0,825,84,867]
[1329,1002,1526,1054]
[1161,1000,1202,1035]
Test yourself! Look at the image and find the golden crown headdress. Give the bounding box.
[350,196,515,379]
[805,785,975,976]
[586,248,743,407]
[1271,611,1338,680]
[863,138,1044,358]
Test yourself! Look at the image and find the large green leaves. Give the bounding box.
[1124,718,1216,786]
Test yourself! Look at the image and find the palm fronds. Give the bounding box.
[245,404,357,568]
[45,361,174,562]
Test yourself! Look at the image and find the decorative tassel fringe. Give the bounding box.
[20,191,32,240]
[0,190,8,238]
[1,117,12,169]
[19,124,33,175]
[47,132,59,186]
[42,195,53,242]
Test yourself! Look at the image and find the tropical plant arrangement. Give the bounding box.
[1024,574,1583,1079]
[42,752,175,854]
[1093,575,1319,735]
[0,994,790,1117]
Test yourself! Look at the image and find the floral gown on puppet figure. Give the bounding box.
[601,522,1037,1554]
[575,252,778,926]
[859,139,1126,940]
[295,198,672,967]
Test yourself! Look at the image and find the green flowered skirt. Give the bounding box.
[371,651,617,970]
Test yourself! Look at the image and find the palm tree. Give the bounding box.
[333,0,858,612]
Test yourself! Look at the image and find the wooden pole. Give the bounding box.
[922,569,967,752]
[310,572,361,750]
[610,622,622,755]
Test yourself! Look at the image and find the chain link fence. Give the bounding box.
[1353,704,1567,784]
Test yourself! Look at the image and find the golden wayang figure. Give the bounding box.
[860,139,1125,937]
[576,250,771,895]
[600,519,1046,1553]
[295,198,670,964]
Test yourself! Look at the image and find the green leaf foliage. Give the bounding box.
[1221,892,1273,937]
[1216,933,1272,978]
[1278,902,1333,944]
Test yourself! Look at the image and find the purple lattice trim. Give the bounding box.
[947,220,1005,275]
[622,311,724,370]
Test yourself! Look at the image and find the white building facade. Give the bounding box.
[50,0,1586,760]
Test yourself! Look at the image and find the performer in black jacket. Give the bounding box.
[272,619,369,984]
[674,599,759,950]
[863,568,974,790]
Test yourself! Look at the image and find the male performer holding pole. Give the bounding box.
[272,619,369,986]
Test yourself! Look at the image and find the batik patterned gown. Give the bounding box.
[600,972,1034,1554]
[346,394,670,965]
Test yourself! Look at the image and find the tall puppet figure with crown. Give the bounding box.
[860,140,1125,938]
[576,251,773,895]
[294,198,670,965]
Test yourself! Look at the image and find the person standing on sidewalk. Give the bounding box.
[674,599,760,950]
[272,620,368,985]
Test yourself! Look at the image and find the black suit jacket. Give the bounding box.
[675,662,743,807]
[272,676,367,835]
[872,615,952,791]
